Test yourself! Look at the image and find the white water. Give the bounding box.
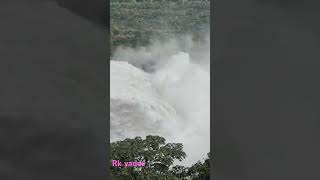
[110,60,181,142]
[110,35,210,166]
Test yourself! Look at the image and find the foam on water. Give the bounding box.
[110,61,180,143]
[110,36,210,166]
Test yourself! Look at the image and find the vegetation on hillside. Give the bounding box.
[111,0,210,55]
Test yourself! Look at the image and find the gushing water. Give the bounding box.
[110,34,210,166]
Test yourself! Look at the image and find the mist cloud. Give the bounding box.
[111,32,210,166]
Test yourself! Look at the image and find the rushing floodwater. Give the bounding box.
[110,37,210,166]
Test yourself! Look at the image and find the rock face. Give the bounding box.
[110,60,180,142]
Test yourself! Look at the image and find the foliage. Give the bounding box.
[110,135,210,180]
[186,152,210,180]
[110,1,210,55]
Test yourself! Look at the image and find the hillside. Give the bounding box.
[111,0,210,54]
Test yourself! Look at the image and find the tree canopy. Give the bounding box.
[111,0,210,54]
[110,135,210,179]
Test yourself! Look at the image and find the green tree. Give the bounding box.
[110,135,186,179]
[187,152,210,180]
[170,165,189,179]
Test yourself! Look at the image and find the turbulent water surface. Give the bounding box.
[110,39,210,166]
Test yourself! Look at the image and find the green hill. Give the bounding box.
[111,0,210,54]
